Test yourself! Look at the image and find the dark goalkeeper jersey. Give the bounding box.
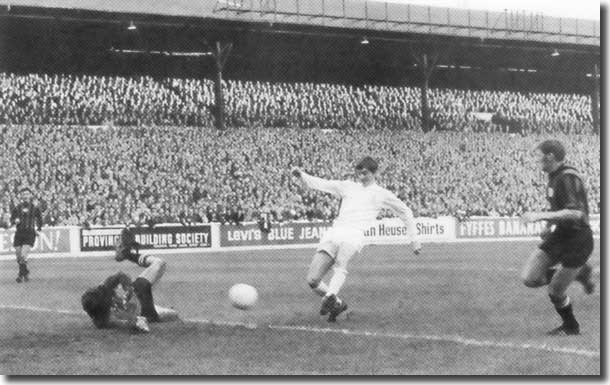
[11,202,42,232]
[546,165,589,231]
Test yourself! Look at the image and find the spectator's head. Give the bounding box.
[19,187,32,203]
[537,139,566,173]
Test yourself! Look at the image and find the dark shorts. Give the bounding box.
[13,229,36,248]
[539,226,594,268]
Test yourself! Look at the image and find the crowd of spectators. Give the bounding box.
[0,124,600,227]
[0,73,596,134]
[0,72,599,226]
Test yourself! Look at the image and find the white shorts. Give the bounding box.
[316,227,364,268]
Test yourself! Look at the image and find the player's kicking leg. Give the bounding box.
[306,246,347,321]
[306,241,356,322]
[324,243,358,322]
[306,251,334,313]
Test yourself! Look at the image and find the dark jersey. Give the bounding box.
[10,202,42,232]
[258,213,272,233]
[546,165,589,231]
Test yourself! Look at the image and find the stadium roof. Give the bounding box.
[0,0,600,48]
[0,0,600,94]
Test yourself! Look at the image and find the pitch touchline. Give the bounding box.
[267,325,600,358]
[191,320,600,359]
[0,305,599,359]
[405,265,600,274]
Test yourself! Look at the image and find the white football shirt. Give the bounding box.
[300,172,417,241]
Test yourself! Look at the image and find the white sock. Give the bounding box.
[154,305,180,322]
[326,268,347,296]
[313,281,329,297]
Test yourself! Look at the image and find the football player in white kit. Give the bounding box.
[292,156,421,322]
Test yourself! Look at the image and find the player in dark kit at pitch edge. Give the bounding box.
[520,140,595,336]
[11,187,42,283]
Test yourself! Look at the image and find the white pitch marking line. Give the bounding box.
[198,321,600,359]
[266,325,600,359]
[1,305,598,359]
[386,265,600,274]
[0,305,82,315]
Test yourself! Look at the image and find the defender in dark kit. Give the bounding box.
[520,140,595,335]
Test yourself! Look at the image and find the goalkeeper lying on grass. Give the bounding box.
[81,228,178,332]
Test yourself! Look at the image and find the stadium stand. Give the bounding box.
[0,73,594,133]
[0,72,600,226]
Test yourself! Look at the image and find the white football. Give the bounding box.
[228,283,258,310]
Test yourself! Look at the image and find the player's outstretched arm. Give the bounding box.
[382,192,421,254]
[291,167,346,197]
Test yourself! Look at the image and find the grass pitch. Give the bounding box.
[0,241,600,375]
